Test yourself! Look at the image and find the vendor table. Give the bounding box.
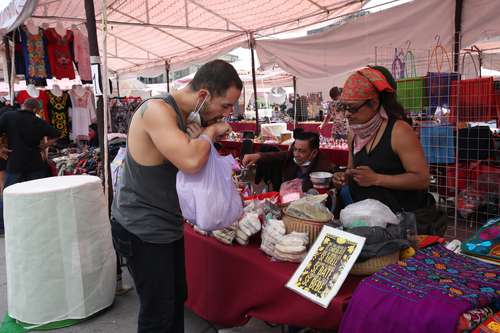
[184,224,362,330]
[3,175,116,325]
[219,139,349,167]
[228,121,333,136]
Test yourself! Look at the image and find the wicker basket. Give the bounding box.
[350,251,400,276]
[282,212,330,247]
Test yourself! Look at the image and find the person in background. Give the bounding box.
[111,59,242,333]
[333,66,446,235]
[319,86,348,140]
[0,98,60,235]
[242,131,334,192]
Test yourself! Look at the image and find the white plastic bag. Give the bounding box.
[110,147,127,194]
[176,141,243,231]
[340,199,399,229]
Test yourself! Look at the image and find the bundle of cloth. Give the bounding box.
[339,244,500,333]
[340,199,412,262]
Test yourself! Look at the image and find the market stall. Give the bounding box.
[184,225,362,330]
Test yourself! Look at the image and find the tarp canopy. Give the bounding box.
[2,0,364,73]
[256,0,454,84]
[255,0,500,96]
[0,0,36,34]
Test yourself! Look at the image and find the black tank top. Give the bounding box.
[111,95,187,244]
[349,117,427,213]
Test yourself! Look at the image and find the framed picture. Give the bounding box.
[286,226,365,308]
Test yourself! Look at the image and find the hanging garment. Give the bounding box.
[72,29,91,82]
[19,26,52,87]
[419,123,455,164]
[109,97,142,134]
[69,89,95,140]
[339,244,500,333]
[12,28,26,76]
[44,28,75,80]
[16,89,50,122]
[46,91,71,141]
[450,77,499,123]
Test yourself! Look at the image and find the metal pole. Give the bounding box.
[85,0,112,207]
[453,0,463,72]
[116,74,120,97]
[101,0,110,204]
[3,36,12,104]
[165,60,170,93]
[293,76,297,129]
[250,35,259,135]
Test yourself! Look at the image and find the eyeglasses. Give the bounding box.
[337,100,370,113]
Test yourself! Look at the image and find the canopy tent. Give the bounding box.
[0,0,36,34]
[1,0,365,73]
[255,0,500,96]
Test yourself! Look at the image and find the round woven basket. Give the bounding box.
[282,212,330,247]
[350,251,400,276]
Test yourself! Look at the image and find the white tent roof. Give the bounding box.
[15,0,364,73]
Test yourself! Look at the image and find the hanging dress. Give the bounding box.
[44,28,75,80]
[20,26,52,86]
[46,90,72,141]
[69,89,95,141]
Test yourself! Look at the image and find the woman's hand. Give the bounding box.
[350,166,380,187]
[333,171,347,189]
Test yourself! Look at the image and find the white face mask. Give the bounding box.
[294,157,311,167]
[188,94,210,126]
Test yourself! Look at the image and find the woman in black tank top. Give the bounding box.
[333,66,430,213]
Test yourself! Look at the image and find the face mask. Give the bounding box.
[188,93,210,126]
[294,157,311,167]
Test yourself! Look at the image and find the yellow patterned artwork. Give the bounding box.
[286,226,365,308]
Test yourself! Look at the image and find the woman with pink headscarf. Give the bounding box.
[333,66,445,233]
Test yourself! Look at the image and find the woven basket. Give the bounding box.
[282,212,330,247]
[350,251,400,276]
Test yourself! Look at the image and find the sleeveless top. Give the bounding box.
[111,95,187,244]
[349,117,427,213]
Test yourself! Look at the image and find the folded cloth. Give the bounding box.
[347,225,409,262]
[339,245,500,333]
[456,307,495,333]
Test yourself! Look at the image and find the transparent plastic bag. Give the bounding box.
[176,141,243,231]
[286,195,333,221]
[340,199,399,228]
[279,178,303,204]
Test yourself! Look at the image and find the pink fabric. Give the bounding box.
[72,29,91,81]
[350,108,388,154]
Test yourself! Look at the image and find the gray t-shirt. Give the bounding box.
[111,95,187,244]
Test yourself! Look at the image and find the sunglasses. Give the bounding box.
[336,100,371,114]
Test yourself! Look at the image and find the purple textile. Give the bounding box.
[339,245,500,333]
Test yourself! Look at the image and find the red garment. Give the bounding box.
[184,224,362,330]
[44,28,75,79]
[16,89,50,122]
[450,77,499,123]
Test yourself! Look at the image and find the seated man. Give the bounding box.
[242,131,334,192]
